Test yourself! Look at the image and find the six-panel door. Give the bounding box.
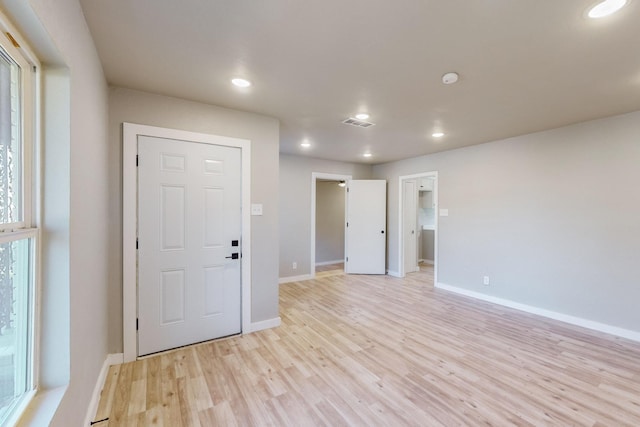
[137,135,242,356]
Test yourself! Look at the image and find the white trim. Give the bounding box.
[398,172,438,283]
[0,227,38,244]
[5,390,36,427]
[315,259,344,266]
[310,172,351,279]
[122,123,251,363]
[279,274,313,284]
[0,12,38,233]
[83,353,124,426]
[421,260,434,265]
[386,270,402,278]
[435,283,640,343]
[248,317,281,333]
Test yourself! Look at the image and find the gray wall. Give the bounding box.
[109,87,280,348]
[280,154,372,278]
[373,110,640,333]
[315,181,345,264]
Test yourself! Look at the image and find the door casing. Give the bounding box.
[398,172,438,280]
[122,123,251,362]
[310,172,351,278]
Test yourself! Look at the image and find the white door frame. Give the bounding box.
[123,123,251,362]
[398,172,438,281]
[310,172,351,278]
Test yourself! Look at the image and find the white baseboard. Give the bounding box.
[249,317,281,333]
[386,270,402,278]
[84,353,124,426]
[315,259,343,266]
[279,274,313,284]
[421,259,434,265]
[435,283,640,343]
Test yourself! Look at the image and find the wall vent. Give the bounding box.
[342,117,375,128]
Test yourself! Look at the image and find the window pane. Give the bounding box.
[0,47,22,226]
[0,238,31,423]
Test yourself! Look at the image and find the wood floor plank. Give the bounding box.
[98,265,640,425]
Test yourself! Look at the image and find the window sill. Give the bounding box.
[15,386,67,427]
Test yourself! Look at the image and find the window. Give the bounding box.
[0,28,37,426]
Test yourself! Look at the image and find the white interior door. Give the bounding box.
[137,135,241,356]
[403,179,418,273]
[345,180,386,274]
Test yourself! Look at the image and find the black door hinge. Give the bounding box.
[136,239,138,249]
[136,318,139,330]
[136,155,139,166]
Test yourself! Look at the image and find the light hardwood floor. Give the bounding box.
[94,266,640,426]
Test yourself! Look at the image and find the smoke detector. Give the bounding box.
[442,72,459,85]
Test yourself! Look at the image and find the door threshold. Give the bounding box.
[137,332,242,360]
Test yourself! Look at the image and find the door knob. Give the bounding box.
[225,253,239,259]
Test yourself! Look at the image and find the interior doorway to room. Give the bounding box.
[311,173,351,278]
[399,172,438,281]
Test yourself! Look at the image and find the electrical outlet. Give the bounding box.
[483,276,490,286]
[292,262,297,270]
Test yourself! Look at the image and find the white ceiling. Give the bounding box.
[79,0,640,164]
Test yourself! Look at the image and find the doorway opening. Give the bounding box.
[398,172,438,283]
[311,173,351,278]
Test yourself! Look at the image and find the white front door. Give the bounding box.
[345,180,386,274]
[137,135,242,356]
[403,179,418,273]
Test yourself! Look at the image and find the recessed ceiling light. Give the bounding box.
[363,153,372,158]
[442,72,459,85]
[588,0,628,18]
[300,141,311,148]
[355,113,370,120]
[231,78,252,88]
[432,132,445,138]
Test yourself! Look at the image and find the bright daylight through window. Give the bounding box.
[0,29,36,425]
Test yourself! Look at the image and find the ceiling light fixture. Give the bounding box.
[587,0,628,18]
[355,113,370,120]
[442,72,459,85]
[363,153,372,158]
[338,180,346,187]
[432,132,445,138]
[231,78,252,88]
[300,141,311,148]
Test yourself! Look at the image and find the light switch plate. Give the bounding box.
[251,204,263,216]
[439,208,449,217]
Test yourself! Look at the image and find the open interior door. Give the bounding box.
[345,180,387,274]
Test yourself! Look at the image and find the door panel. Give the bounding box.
[403,180,418,273]
[138,136,241,356]
[346,180,386,274]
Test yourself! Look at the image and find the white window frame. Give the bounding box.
[0,11,41,427]
[0,29,34,232]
